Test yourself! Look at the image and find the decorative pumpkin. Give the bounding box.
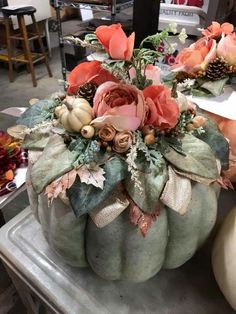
[27,163,219,282]
[57,96,93,132]
[212,207,236,311]
[204,111,236,182]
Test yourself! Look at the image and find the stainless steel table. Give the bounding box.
[0,206,234,314]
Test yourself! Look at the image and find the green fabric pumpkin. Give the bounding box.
[27,166,218,282]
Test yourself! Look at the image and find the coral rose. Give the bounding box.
[113,131,133,153]
[95,23,135,61]
[67,60,118,94]
[171,38,217,74]
[143,85,179,130]
[91,82,146,131]
[202,22,234,38]
[129,64,161,86]
[217,33,236,66]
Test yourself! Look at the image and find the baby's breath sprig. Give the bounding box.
[126,144,143,192]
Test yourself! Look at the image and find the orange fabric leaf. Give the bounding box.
[45,169,77,202]
[129,200,160,237]
[217,175,234,190]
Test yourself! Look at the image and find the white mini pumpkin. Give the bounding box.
[212,206,236,310]
[56,96,93,132]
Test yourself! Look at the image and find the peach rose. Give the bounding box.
[113,131,133,153]
[217,33,236,66]
[91,82,146,131]
[98,125,116,142]
[202,22,234,38]
[67,61,118,94]
[95,24,135,61]
[143,85,179,130]
[171,38,217,74]
[129,64,161,86]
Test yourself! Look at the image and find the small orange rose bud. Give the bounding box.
[186,123,195,131]
[142,125,155,136]
[192,116,206,128]
[99,125,116,142]
[144,134,155,145]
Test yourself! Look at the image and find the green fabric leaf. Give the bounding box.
[200,78,229,96]
[22,127,53,150]
[67,157,129,217]
[17,99,56,128]
[194,112,229,170]
[31,134,79,194]
[192,88,211,98]
[125,160,168,213]
[23,133,49,150]
[163,134,219,179]
[229,75,236,85]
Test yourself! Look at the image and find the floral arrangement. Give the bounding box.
[0,131,27,196]
[15,23,229,237]
[171,22,236,96]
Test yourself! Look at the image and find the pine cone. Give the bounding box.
[205,57,229,80]
[77,82,97,105]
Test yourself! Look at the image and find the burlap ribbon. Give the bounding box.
[90,185,129,228]
[160,159,221,215]
[160,166,192,215]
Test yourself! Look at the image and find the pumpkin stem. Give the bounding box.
[64,102,73,111]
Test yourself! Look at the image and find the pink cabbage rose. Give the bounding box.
[202,22,234,38]
[143,85,179,130]
[95,24,135,61]
[129,64,161,85]
[91,82,146,131]
[217,33,236,66]
[67,60,118,94]
[171,38,217,74]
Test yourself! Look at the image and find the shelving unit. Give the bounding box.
[53,0,133,84]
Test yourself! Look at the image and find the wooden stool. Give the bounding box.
[1,6,52,87]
